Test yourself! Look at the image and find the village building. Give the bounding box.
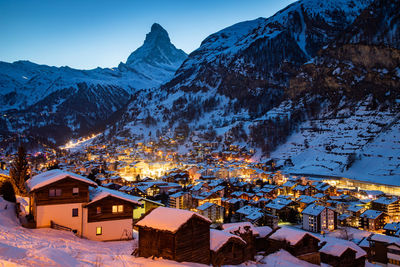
[196,202,224,223]
[319,240,367,267]
[209,229,247,266]
[135,207,211,264]
[25,169,151,241]
[372,196,400,221]
[302,203,337,232]
[359,209,387,231]
[267,226,321,265]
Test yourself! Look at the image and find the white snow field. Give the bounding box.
[0,197,319,267]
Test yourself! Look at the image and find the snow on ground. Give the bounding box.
[0,197,318,267]
[272,99,400,186]
[0,198,206,267]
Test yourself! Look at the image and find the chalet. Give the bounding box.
[267,226,321,265]
[313,182,336,196]
[384,222,400,236]
[292,185,311,198]
[359,209,387,231]
[368,234,400,265]
[196,202,224,223]
[319,240,366,267]
[387,242,400,267]
[372,196,400,221]
[210,229,246,266]
[135,207,211,264]
[265,196,295,221]
[83,187,142,241]
[302,204,337,233]
[281,180,297,195]
[222,222,257,261]
[296,195,317,212]
[26,169,147,241]
[26,169,98,236]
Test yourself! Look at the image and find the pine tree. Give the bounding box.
[9,145,29,196]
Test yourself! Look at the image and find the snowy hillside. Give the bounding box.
[163,0,373,112]
[271,97,400,185]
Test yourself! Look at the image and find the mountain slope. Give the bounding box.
[0,23,186,148]
[162,0,373,114]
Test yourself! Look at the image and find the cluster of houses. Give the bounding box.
[17,165,400,266]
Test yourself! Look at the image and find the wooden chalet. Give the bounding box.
[210,229,246,266]
[135,207,212,264]
[26,169,148,241]
[359,209,388,231]
[222,222,258,261]
[26,169,98,235]
[319,242,366,267]
[267,226,321,265]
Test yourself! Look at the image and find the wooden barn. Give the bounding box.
[222,222,258,261]
[319,242,366,267]
[135,207,211,264]
[267,226,321,265]
[210,229,246,266]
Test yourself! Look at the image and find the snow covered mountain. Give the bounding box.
[162,0,373,114]
[104,0,400,184]
[0,23,187,147]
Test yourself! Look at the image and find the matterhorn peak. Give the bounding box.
[125,23,187,67]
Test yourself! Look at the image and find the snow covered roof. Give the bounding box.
[384,222,400,231]
[369,234,400,246]
[254,226,273,238]
[27,169,97,191]
[297,195,317,204]
[88,187,142,206]
[197,202,215,211]
[319,243,357,257]
[347,205,364,213]
[360,209,383,219]
[135,207,211,233]
[269,226,319,246]
[236,205,261,216]
[374,196,399,205]
[210,229,245,252]
[302,204,326,216]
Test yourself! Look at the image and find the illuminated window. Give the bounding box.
[96,227,102,235]
[72,187,79,196]
[72,208,78,217]
[112,205,124,213]
[97,207,101,214]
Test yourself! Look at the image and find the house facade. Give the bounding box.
[302,204,337,233]
[26,169,150,241]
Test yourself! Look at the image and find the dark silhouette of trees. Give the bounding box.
[9,146,29,196]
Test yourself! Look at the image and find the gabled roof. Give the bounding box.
[87,187,142,206]
[320,243,357,257]
[210,229,246,252]
[135,207,211,233]
[360,209,384,219]
[302,204,325,216]
[27,169,97,191]
[269,226,319,246]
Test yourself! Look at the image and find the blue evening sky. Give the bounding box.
[0,0,295,69]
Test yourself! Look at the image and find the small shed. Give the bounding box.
[320,242,364,267]
[135,207,211,264]
[268,226,321,265]
[210,229,246,266]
